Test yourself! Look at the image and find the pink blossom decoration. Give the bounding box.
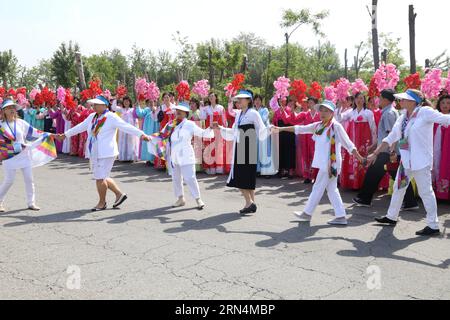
[30,88,41,101]
[192,79,210,99]
[57,86,66,103]
[146,81,160,101]
[324,86,337,104]
[445,72,450,94]
[17,93,29,108]
[135,78,149,100]
[421,68,444,99]
[374,63,400,92]
[273,76,291,99]
[351,79,369,95]
[336,78,351,102]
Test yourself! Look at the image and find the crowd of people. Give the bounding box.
[0,72,449,238]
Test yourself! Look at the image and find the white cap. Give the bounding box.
[1,99,22,111]
[394,90,423,104]
[173,102,190,113]
[87,96,110,106]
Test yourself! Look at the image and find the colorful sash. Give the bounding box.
[315,119,337,178]
[397,107,420,189]
[88,111,109,153]
[148,120,180,160]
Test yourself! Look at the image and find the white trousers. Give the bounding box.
[172,164,201,200]
[304,169,346,218]
[0,166,35,206]
[388,166,439,230]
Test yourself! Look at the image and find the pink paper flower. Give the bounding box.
[336,78,351,102]
[192,79,210,99]
[135,78,149,101]
[17,93,30,108]
[324,86,337,104]
[374,63,400,92]
[445,72,450,94]
[146,81,160,101]
[421,68,444,99]
[273,76,291,99]
[351,79,368,95]
[30,88,41,101]
[57,86,66,103]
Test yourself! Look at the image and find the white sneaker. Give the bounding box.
[173,198,186,208]
[327,217,348,226]
[28,204,41,211]
[0,204,5,213]
[294,212,312,222]
[196,199,205,210]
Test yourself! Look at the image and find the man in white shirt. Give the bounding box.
[369,90,450,236]
[275,100,364,226]
[57,96,150,212]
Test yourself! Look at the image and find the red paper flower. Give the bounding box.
[116,85,128,99]
[368,77,380,98]
[41,87,56,106]
[34,93,44,106]
[7,88,16,98]
[64,89,77,111]
[308,81,323,100]
[0,87,5,98]
[225,74,246,97]
[290,79,308,102]
[16,87,27,97]
[176,81,191,101]
[404,73,421,90]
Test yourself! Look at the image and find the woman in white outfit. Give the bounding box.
[0,100,48,212]
[150,102,212,210]
[369,89,450,236]
[57,96,150,211]
[111,96,139,162]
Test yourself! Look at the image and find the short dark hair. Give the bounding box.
[436,94,450,113]
[254,94,263,103]
[190,98,200,109]
[209,92,220,105]
[122,96,133,107]
[308,97,319,104]
[352,92,367,109]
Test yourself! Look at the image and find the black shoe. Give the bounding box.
[239,204,257,215]
[353,197,372,207]
[416,227,441,237]
[113,194,128,209]
[304,179,312,184]
[375,216,397,226]
[288,175,294,180]
[92,204,107,212]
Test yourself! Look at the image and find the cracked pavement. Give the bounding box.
[0,155,449,300]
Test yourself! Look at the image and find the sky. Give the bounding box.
[2,0,448,68]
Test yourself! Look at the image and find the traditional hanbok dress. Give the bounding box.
[200,104,228,175]
[67,105,83,156]
[190,109,205,172]
[373,108,382,128]
[299,110,320,180]
[340,108,377,190]
[78,107,95,158]
[61,110,71,154]
[49,108,66,153]
[433,123,450,200]
[287,110,306,177]
[218,108,270,190]
[154,104,176,169]
[270,97,296,175]
[23,107,36,126]
[135,104,160,163]
[34,108,46,131]
[111,101,139,161]
[254,106,275,175]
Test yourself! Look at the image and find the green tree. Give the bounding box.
[51,41,79,88]
[0,50,20,88]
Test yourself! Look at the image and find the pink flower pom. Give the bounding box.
[30,88,41,101]
[444,72,450,94]
[374,63,400,92]
[273,76,291,99]
[351,79,368,95]
[324,86,337,104]
[421,69,444,99]
[135,78,149,98]
[193,79,210,99]
[17,93,29,108]
[336,78,351,102]
[146,81,160,101]
[103,89,112,101]
[57,86,66,103]
[0,97,3,105]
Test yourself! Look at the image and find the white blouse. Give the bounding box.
[384,107,450,171]
[295,120,356,173]
[341,108,377,144]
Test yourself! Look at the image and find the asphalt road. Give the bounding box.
[0,155,449,300]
